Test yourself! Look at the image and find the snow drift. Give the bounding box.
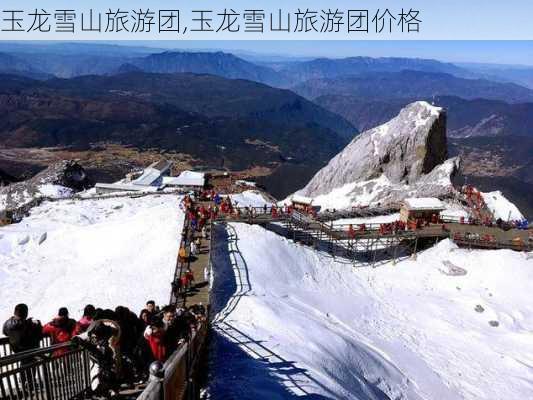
[0,195,182,323]
[294,101,461,209]
[209,222,533,400]
[481,190,524,221]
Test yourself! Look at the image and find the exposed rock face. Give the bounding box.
[0,169,16,187]
[0,160,90,212]
[32,160,90,190]
[297,101,460,208]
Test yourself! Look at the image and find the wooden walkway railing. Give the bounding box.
[0,340,94,400]
[217,207,532,253]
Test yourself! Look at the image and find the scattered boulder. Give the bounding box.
[489,320,500,327]
[475,305,485,313]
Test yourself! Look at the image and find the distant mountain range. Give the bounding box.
[292,70,533,104]
[1,42,533,205]
[120,51,286,87]
[42,72,355,139]
[2,44,532,92]
[458,62,533,90]
[0,72,354,191]
[276,56,474,82]
[314,95,533,138]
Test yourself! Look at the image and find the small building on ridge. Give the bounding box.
[400,197,445,222]
[163,171,206,190]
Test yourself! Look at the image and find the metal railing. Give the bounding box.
[0,341,93,400]
[0,337,52,359]
[138,321,208,400]
[140,197,213,400]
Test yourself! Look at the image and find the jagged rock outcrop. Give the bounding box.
[296,101,461,208]
[0,168,17,187]
[0,160,90,212]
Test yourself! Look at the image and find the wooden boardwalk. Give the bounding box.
[170,203,531,310]
[182,223,211,307]
[171,200,213,310]
[219,208,532,253]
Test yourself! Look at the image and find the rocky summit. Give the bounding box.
[0,160,90,212]
[296,101,461,209]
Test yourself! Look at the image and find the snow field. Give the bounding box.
[210,222,533,400]
[481,190,525,221]
[0,195,183,323]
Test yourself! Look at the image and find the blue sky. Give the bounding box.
[1,0,532,41]
[120,40,533,66]
[1,0,533,64]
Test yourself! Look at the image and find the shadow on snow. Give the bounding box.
[207,223,394,400]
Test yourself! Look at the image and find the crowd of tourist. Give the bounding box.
[2,300,206,374]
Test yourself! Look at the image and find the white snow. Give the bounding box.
[404,197,445,210]
[481,191,525,221]
[291,194,313,205]
[235,180,256,188]
[440,208,470,223]
[332,213,400,227]
[38,184,74,199]
[94,182,160,193]
[371,123,390,156]
[210,223,533,400]
[310,175,400,210]
[163,171,205,187]
[0,195,183,323]
[229,190,272,208]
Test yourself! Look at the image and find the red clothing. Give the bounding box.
[73,316,93,335]
[43,317,76,356]
[145,331,166,362]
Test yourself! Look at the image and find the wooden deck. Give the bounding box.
[171,204,531,309]
[219,208,532,252]
[182,224,211,307]
[172,200,214,309]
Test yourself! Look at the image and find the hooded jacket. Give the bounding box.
[43,317,76,345]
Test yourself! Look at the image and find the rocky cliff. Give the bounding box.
[296,101,461,209]
[0,160,90,212]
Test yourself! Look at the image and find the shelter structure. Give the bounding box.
[291,195,314,212]
[95,159,173,194]
[162,171,205,190]
[400,197,445,223]
[130,159,172,187]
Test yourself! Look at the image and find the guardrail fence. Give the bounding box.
[0,342,93,400]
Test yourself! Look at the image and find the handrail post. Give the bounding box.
[148,361,165,400]
[42,361,53,400]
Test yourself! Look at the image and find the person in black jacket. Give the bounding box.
[3,304,43,393]
[2,303,42,353]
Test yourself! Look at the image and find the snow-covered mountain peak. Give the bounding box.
[294,101,458,209]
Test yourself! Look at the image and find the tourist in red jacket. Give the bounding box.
[144,321,167,362]
[43,307,77,356]
[73,304,95,335]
